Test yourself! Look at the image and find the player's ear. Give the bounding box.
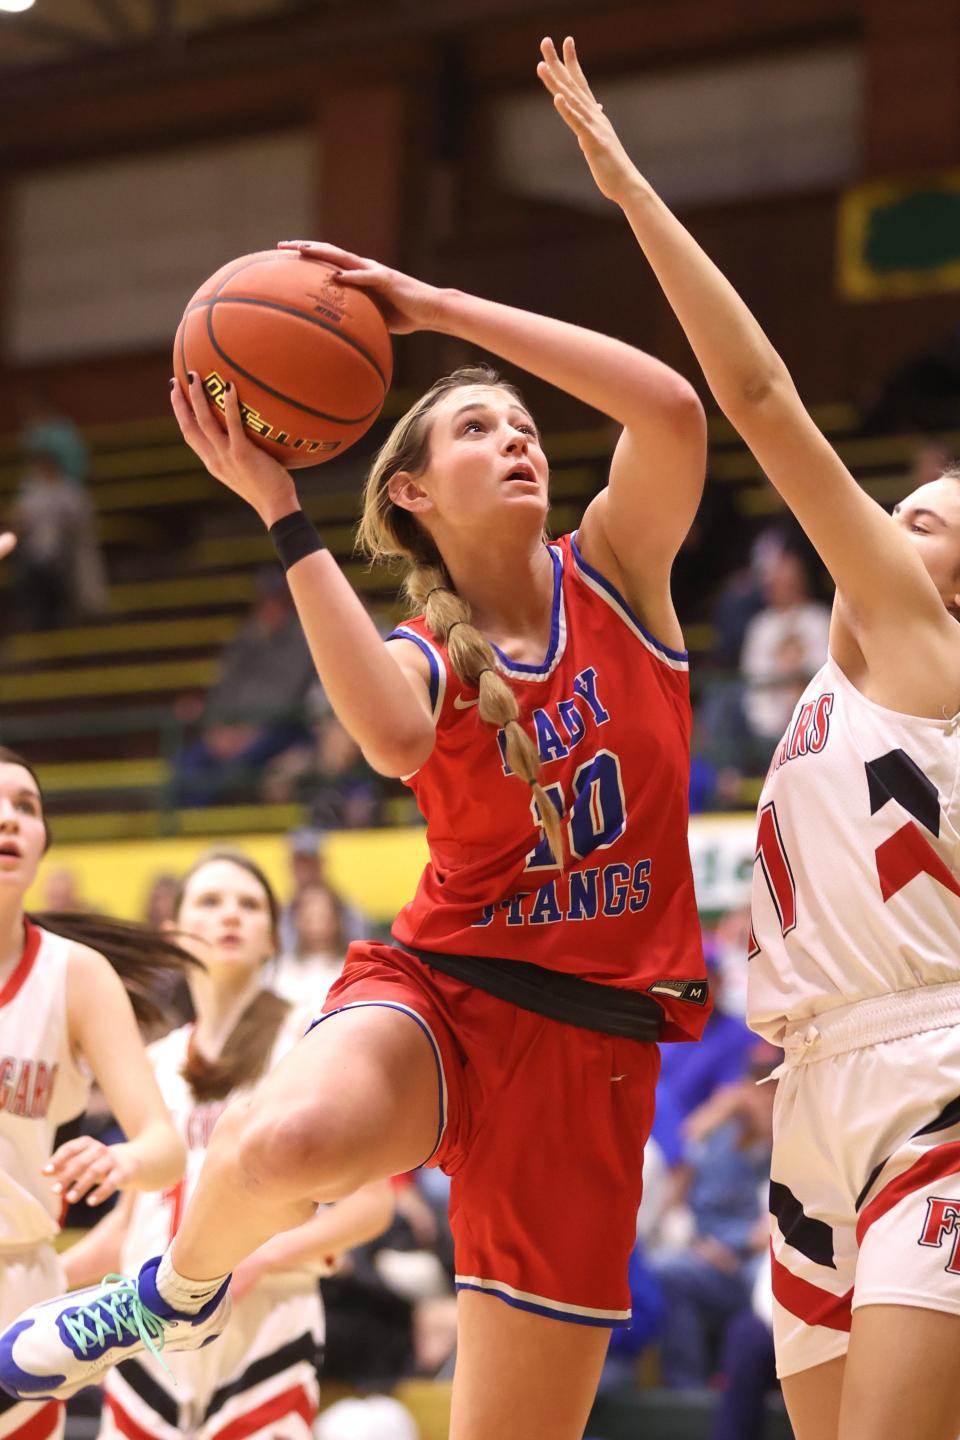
[388,471,432,515]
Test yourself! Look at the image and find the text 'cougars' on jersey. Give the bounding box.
[0,1059,59,1119]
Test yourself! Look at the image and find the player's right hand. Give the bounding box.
[277,241,443,336]
[0,532,16,562]
[171,374,299,527]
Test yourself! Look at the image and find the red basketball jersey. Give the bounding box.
[387,533,708,1043]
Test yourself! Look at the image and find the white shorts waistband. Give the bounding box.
[777,981,960,1071]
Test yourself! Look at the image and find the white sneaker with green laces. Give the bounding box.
[0,1255,230,1401]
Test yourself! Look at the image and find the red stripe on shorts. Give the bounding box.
[102,1395,156,1440]
[8,1401,64,1440]
[856,1140,960,1247]
[770,1244,853,1332]
[208,1384,315,1440]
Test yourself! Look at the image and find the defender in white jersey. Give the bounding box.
[539,43,960,1440]
[0,748,190,1440]
[62,850,393,1440]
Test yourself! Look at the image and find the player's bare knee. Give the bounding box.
[232,1099,359,1199]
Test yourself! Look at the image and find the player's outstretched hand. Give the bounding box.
[171,374,298,527]
[43,1134,136,1208]
[0,532,16,563]
[537,36,641,206]
[277,241,443,335]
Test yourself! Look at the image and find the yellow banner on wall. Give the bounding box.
[26,814,757,926]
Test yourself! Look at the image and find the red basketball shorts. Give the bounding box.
[318,941,660,1327]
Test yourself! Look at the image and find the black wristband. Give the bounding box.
[269,510,325,572]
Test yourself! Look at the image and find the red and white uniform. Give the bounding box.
[321,532,706,1328]
[100,1007,323,1440]
[0,921,88,1440]
[747,656,960,1377]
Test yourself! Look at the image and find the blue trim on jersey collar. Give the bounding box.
[489,543,563,676]
[386,627,440,712]
[570,531,689,663]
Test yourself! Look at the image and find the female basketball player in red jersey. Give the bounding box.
[0,746,192,1440]
[63,848,393,1440]
[537,32,960,1440]
[0,58,711,1440]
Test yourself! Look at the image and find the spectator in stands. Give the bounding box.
[276,826,370,954]
[658,935,755,1121]
[42,865,89,912]
[860,324,960,434]
[739,549,830,759]
[170,567,316,806]
[263,695,384,829]
[908,437,953,491]
[265,878,348,1007]
[11,450,107,629]
[19,389,91,487]
[142,872,181,929]
[652,1042,777,1390]
[708,1249,779,1440]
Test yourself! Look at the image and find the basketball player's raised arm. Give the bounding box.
[170,382,436,779]
[537,37,955,652]
[277,241,706,602]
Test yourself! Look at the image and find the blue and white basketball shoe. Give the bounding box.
[0,1256,230,1401]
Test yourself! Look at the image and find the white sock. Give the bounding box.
[154,1250,229,1314]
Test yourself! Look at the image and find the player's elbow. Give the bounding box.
[363,719,435,779]
[724,362,795,422]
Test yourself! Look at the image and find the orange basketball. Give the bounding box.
[173,249,393,468]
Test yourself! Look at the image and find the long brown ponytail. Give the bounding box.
[356,366,565,867]
[172,848,292,1103]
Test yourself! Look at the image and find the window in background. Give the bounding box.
[6,130,314,362]
[493,45,862,212]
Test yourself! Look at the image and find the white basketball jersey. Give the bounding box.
[121,1002,313,1273]
[0,922,89,1249]
[748,656,960,1042]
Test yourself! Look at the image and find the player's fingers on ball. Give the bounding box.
[222,383,247,445]
[170,382,213,452]
[188,375,226,444]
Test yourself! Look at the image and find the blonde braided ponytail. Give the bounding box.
[357,366,565,868]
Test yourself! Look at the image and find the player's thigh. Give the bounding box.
[780,1355,844,1440]
[838,1305,960,1440]
[227,1002,445,1193]
[449,1289,610,1440]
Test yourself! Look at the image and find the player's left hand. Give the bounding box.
[276,242,443,335]
[43,1136,136,1208]
[537,36,641,206]
[0,532,16,562]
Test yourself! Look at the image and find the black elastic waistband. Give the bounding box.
[398,943,664,1042]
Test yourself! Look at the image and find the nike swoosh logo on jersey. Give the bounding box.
[453,694,480,709]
